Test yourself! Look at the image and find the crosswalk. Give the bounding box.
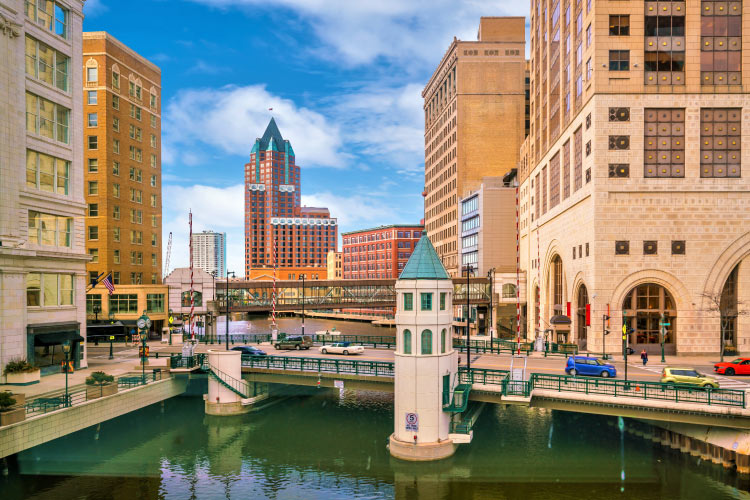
[630,362,750,390]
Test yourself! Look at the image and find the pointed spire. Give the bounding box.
[398,231,450,280]
[258,118,287,152]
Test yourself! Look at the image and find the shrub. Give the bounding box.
[85,371,115,386]
[3,359,37,375]
[0,392,17,411]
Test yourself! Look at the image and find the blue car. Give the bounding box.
[231,346,267,356]
[565,356,616,378]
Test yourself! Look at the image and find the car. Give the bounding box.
[661,367,719,388]
[231,345,267,356]
[565,356,617,378]
[714,357,750,376]
[319,342,365,355]
[274,335,313,350]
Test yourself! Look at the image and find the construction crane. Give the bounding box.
[163,232,172,279]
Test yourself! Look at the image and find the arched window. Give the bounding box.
[441,328,447,353]
[181,291,202,307]
[577,284,588,345]
[720,265,740,350]
[421,329,433,355]
[403,329,412,354]
[622,283,676,349]
[502,283,517,299]
[552,256,563,314]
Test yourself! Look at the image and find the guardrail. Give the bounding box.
[452,339,578,357]
[458,366,509,385]
[169,353,207,370]
[241,355,395,377]
[22,371,166,418]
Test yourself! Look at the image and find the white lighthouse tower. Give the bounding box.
[389,232,459,461]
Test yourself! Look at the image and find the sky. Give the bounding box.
[83,0,528,276]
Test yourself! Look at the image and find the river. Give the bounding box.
[3,379,748,500]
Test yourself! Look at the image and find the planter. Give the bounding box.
[86,383,119,400]
[9,393,25,406]
[5,369,40,385]
[0,407,26,426]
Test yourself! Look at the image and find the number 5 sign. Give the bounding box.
[405,412,419,432]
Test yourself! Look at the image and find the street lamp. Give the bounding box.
[299,274,306,336]
[487,268,494,350]
[602,314,610,360]
[93,304,101,323]
[225,271,236,351]
[210,270,217,344]
[137,311,151,384]
[62,340,71,407]
[462,264,474,373]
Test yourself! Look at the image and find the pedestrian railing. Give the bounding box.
[208,364,252,399]
[459,366,509,385]
[241,355,395,377]
[529,373,746,408]
[169,353,207,370]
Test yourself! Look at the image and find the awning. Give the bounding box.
[549,314,572,326]
[34,332,84,346]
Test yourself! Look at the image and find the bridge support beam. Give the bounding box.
[205,350,250,416]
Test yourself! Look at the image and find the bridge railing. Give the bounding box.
[241,355,395,377]
[458,366,509,385]
[169,353,207,370]
[530,373,746,408]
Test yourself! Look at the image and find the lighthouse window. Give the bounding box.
[440,292,446,310]
[403,293,413,311]
[441,328,447,353]
[421,293,433,311]
[403,329,412,354]
[421,329,433,355]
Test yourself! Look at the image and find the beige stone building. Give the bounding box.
[82,32,162,287]
[520,0,750,355]
[86,283,168,338]
[327,251,341,280]
[423,17,527,276]
[0,0,89,378]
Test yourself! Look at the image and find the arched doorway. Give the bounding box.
[576,284,588,350]
[622,283,676,354]
[720,264,739,354]
[549,256,569,342]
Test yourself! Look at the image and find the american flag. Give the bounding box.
[102,273,115,295]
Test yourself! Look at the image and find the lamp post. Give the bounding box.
[299,274,306,336]
[93,304,101,323]
[225,271,235,351]
[463,265,474,373]
[210,270,217,344]
[62,340,71,407]
[137,312,151,384]
[602,314,610,360]
[487,268,494,350]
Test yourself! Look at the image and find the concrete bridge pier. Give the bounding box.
[205,350,251,416]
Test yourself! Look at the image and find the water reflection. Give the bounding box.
[2,386,748,499]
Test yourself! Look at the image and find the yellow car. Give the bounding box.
[661,367,719,389]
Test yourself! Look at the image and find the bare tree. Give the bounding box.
[701,291,749,362]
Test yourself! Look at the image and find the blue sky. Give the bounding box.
[83,0,527,275]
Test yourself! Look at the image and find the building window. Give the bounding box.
[26,273,74,307]
[403,329,412,354]
[440,292,446,310]
[562,140,570,200]
[113,139,120,154]
[573,127,583,191]
[609,50,629,71]
[113,227,120,242]
[700,108,741,178]
[113,161,120,176]
[86,66,97,83]
[645,10,686,85]
[608,164,629,178]
[88,203,98,217]
[552,256,563,314]
[701,1,741,85]
[441,328,447,354]
[671,241,686,255]
[88,226,98,240]
[88,135,97,150]
[86,294,102,314]
[113,117,119,132]
[644,109,685,178]
[403,293,413,311]
[114,249,120,264]
[113,183,120,198]
[150,175,157,187]
[87,90,97,105]
[615,241,629,255]
[644,241,658,255]
[109,294,138,314]
[112,95,119,110]
[549,151,560,209]
[181,291,202,307]
[147,294,164,313]
[28,211,71,247]
[88,181,98,195]
[25,150,69,195]
[87,113,97,127]
[502,283,516,299]
[89,248,99,263]
[25,1,68,39]
[88,158,98,173]
[622,284,676,346]
[585,141,591,156]
[609,15,630,36]
[25,92,69,144]
[112,71,119,90]
[24,35,69,92]
[421,329,432,355]
[420,292,433,311]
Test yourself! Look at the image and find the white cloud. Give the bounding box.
[163,85,346,169]
[302,191,402,229]
[189,0,527,67]
[83,0,108,17]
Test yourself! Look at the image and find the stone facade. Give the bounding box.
[520,0,750,354]
[0,0,89,380]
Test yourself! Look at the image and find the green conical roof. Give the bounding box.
[398,232,450,280]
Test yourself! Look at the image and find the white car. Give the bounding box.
[319,342,365,355]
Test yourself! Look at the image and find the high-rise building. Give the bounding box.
[327,251,342,280]
[245,119,337,280]
[519,0,750,355]
[82,32,162,287]
[423,17,527,276]
[342,225,424,279]
[192,230,226,278]
[0,0,88,378]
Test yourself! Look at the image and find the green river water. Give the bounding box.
[2,379,749,500]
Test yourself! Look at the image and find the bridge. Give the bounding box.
[212,277,491,312]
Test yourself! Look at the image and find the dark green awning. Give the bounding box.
[34,332,84,346]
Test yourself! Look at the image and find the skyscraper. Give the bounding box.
[244,119,337,280]
[192,230,226,278]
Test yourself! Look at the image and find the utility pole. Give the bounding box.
[225,271,235,350]
[602,314,610,360]
[487,268,494,350]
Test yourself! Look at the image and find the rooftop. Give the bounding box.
[398,232,451,280]
[341,224,425,236]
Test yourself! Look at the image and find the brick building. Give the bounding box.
[244,119,337,280]
[423,17,527,276]
[82,32,162,286]
[342,225,424,279]
[518,0,750,354]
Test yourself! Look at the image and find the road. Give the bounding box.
[86,343,750,390]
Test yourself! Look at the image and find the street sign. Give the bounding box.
[168,315,174,325]
[622,324,628,335]
[405,412,419,432]
[660,322,671,326]
[109,336,115,341]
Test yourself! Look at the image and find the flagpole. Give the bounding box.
[189,210,195,342]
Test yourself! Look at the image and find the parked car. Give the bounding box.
[319,342,365,355]
[231,346,267,356]
[565,356,617,378]
[661,367,719,388]
[274,335,313,350]
[714,358,750,376]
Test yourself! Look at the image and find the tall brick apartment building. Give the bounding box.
[244,119,337,280]
[342,225,424,279]
[518,0,750,355]
[82,32,162,286]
